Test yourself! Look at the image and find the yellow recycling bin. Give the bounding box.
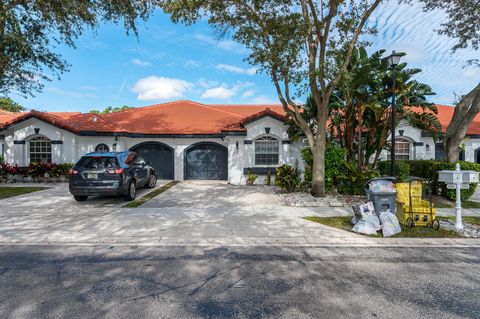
[395,177,439,230]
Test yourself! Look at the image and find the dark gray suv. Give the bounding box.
[69,151,157,202]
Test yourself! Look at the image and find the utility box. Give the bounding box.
[364,177,397,215]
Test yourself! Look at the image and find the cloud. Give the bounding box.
[131,58,151,67]
[202,87,237,99]
[201,81,254,100]
[132,76,193,100]
[184,59,201,69]
[252,95,276,104]
[197,78,220,89]
[242,89,256,98]
[193,34,244,52]
[216,64,257,76]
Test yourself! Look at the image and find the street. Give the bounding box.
[0,245,479,318]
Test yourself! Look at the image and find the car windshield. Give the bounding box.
[76,156,119,169]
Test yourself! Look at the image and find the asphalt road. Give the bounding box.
[0,245,479,319]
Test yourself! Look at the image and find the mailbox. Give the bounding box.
[462,171,479,183]
[438,170,463,183]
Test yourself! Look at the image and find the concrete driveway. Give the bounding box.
[0,181,478,247]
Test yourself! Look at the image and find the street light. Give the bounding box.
[386,50,404,177]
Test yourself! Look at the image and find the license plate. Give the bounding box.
[87,173,98,179]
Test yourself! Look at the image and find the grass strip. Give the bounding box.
[438,216,480,225]
[0,187,49,199]
[304,216,461,238]
[123,181,179,208]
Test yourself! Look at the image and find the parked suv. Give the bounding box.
[69,151,157,202]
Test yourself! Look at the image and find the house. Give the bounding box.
[379,105,480,163]
[0,100,305,184]
[1,101,480,184]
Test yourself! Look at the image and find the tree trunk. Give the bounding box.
[311,142,325,197]
[311,108,328,197]
[445,136,461,162]
[445,83,480,162]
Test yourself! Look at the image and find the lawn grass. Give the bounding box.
[304,216,460,238]
[123,181,179,208]
[438,216,480,225]
[0,187,49,199]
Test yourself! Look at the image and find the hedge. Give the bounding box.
[0,162,74,180]
[379,160,480,201]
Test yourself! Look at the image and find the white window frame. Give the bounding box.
[388,138,411,160]
[29,136,52,164]
[254,136,280,166]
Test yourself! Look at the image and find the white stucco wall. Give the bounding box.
[0,115,305,184]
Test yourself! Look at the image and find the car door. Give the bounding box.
[132,154,148,184]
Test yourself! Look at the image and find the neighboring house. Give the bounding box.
[379,105,480,163]
[0,100,305,184]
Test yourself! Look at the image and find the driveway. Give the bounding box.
[0,181,478,246]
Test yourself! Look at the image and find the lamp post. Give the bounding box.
[386,51,404,177]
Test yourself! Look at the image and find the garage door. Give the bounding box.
[130,142,174,179]
[185,143,228,180]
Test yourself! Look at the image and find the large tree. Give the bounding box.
[413,0,480,162]
[0,97,24,112]
[328,48,441,168]
[0,0,159,97]
[163,0,382,197]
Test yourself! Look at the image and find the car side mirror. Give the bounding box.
[146,161,151,166]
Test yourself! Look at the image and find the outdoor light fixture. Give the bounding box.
[34,128,40,134]
[386,50,403,68]
[112,143,117,151]
[399,130,404,136]
[385,50,405,177]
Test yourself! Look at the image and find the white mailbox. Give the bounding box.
[438,170,463,183]
[438,163,480,231]
[462,171,479,183]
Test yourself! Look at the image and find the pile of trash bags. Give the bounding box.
[351,202,401,237]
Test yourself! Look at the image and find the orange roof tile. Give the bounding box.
[3,101,480,136]
[0,100,287,136]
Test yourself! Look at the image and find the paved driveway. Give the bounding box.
[0,181,478,246]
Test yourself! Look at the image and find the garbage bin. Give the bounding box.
[364,177,397,215]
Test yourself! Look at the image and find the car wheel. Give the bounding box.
[124,180,136,201]
[146,174,157,188]
[74,196,88,202]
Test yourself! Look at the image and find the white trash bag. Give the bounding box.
[364,215,382,231]
[352,220,378,235]
[379,211,401,238]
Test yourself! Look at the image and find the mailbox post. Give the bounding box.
[438,163,480,230]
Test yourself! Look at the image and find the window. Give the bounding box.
[388,138,410,160]
[255,136,279,165]
[29,136,52,163]
[95,143,110,153]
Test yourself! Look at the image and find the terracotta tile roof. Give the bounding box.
[3,101,480,136]
[410,104,480,135]
[0,100,287,135]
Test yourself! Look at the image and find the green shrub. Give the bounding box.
[246,170,258,185]
[0,155,4,164]
[379,160,480,201]
[378,160,410,181]
[275,164,301,192]
[337,161,379,195]
[266,169,272,186]
[301,144,347,191]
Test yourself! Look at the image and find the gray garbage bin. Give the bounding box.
[364,177,397,215]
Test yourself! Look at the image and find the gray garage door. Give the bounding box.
[185,143,228,180]
[130,142,174,179]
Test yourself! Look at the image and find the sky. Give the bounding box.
[13,0,480,113]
